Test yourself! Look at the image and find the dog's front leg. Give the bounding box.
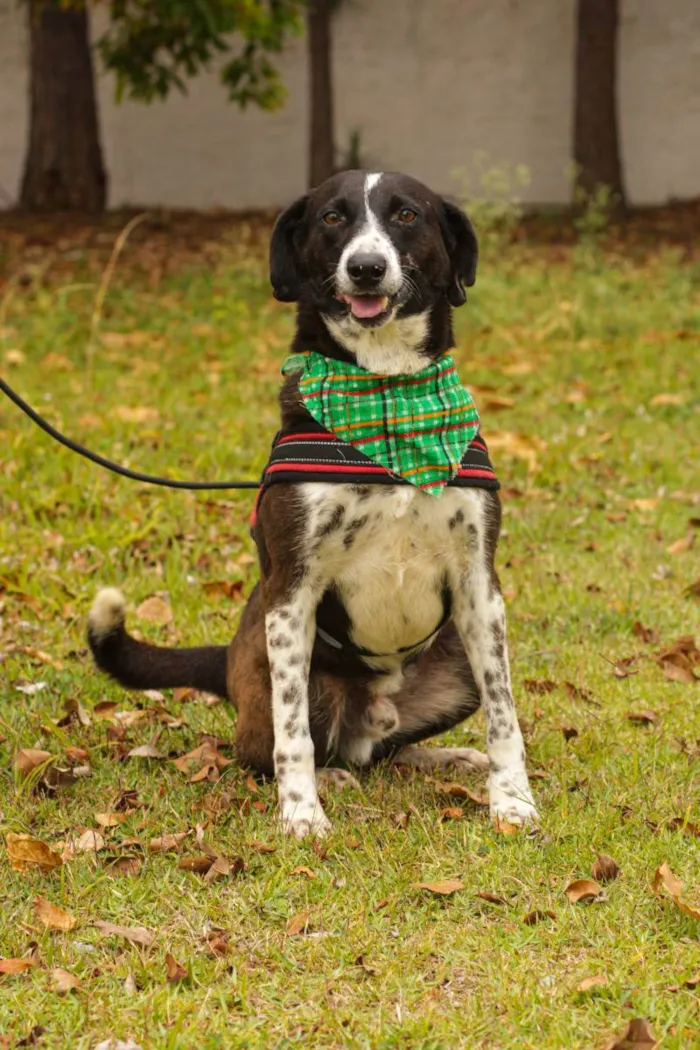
[265,589,330,839]
[452,565,538,827]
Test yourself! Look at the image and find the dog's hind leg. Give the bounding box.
[392,745,489,773]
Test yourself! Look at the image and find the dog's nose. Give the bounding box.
[346,252,387,286]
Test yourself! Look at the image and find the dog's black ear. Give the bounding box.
[269,194,310,302]
[439,200,478,307]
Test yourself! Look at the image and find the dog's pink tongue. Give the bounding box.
[346,295,386,319]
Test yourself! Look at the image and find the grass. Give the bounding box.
[0,221,699,1049]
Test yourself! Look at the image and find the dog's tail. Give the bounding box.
[87,588,229,699]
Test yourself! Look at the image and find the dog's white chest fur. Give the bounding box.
[302,482,482,665]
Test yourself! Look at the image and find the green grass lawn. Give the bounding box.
[0,222,699,1049]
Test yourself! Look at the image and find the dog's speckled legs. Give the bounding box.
[266,593,330,838]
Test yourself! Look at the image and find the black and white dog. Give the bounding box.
[88,170,538,838]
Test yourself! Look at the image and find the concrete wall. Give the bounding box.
[1,0,698,211]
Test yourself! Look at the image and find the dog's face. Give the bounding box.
[270,171,478,359]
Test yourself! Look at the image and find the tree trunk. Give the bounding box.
[574,0,626,212]
[20,0,107,212]
[307,0,335,188]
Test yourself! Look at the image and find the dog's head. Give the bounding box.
[270,171,478,373]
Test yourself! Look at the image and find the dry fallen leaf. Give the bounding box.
[523,909,556,925]
[578,974,607,992]
[202,928,231,957]
[523,678,557,695]
[290,865,316,880]
[476,891,509,906]
[285,912,311,936]
[592,854,621,884]
[202,580,244,601]
[95,812,126,828]
[0,958,39,975]
[655,635,700,685]
[602,1017,658,1049]
[127,744,163,760]
[248,840,276,854]
[173,741,231,782]
[627,710,657,726]
[354,953,378,975]
[6,833,63,873]
[651,861,700,920]
[105,856,141,877]
[666,534,694,555]
[34,898,76,932]
[51,967,81,994]
[164,953,187,983]
[561,725,580,742]
[93,700,119,721]
[177,855,214,874]
[115,404,160,424]
[493,817,520,835]
[94,921,154,948]
[632,621,660,645]
[135,595,172,625]
[429,779,488,806]
[564,878,603,903]
[148,832,190,853]
[14,749,53,780]
[440,806,464,821]
[412,879,464,896]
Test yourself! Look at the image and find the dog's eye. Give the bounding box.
[397,207,417,224]
[322,210,344,226]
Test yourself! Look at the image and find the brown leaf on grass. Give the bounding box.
[632,621,660,645]
[0,958,39,975]
[64,746,89,765]
[523,909,556,925]
[126,744,163,760]
[650,392,683,406]
[135,595,172,625]
[561,725,579,742]
[14,749,53,779]
[34,898,76,931]
[611,656,639,679]
[523,679,557,695]
[563,681,597,705]
[164,953,187,984]
[177,856,214,874]
[412,879,463,896]
[440,806,464,821]
[6,833,63,873]
[93,701,118,721]
[476,891,509,906]
[493,817,520,835]
[51,968,80,995]
[666,534,694,555]
[684,577,700,600]
[592,854,621,884]
[667,817,700,838]
[285,912,311,936]
[203,928,231,957]
[429,779,488,806]
[354,954,378,975]
[627,710,657,726]
[173,687,197,703]
[65,829,105,855]
[248,840,276,854]
[204,855,244,883]
[105,856,141,877]
[654,635,700,685]
[564,878,603,903]
[651,861,700,919]
[201,580,244,601]
[172,741,231,782]
[115,405,160,424]
[15,1025,46,1047]
[149,831,190,853]
[602,1017,658,1049]
[95,813,126,828]
[94,921,154,948]
[578,974,607,992]
[290,866,316,880]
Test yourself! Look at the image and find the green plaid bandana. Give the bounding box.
[282,351,479,495]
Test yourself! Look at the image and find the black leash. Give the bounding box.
[0,377,261,491]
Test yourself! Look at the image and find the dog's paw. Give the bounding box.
[489,773,539,828]
[281,798,331,839]
[445,747,490,773]
[316,767,361,793]
[363,696,400,739]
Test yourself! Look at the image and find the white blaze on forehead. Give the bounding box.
[336,170,402,296]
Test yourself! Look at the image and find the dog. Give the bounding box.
[88,170,538,838]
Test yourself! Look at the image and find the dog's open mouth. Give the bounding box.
[338,293,391,325]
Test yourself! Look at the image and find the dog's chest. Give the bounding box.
[302,483,483,656]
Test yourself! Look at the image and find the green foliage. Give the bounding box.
[452,152,531,260]
[96,0,305,108]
